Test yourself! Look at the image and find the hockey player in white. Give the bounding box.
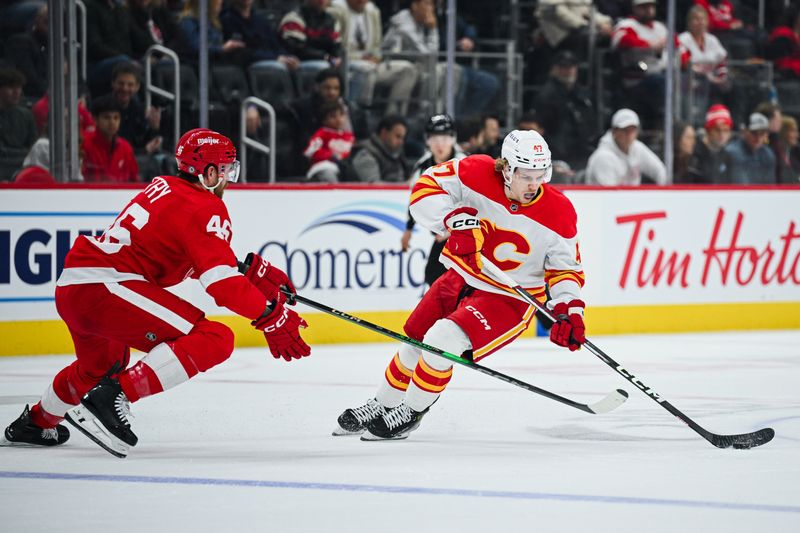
[335,130,587,440]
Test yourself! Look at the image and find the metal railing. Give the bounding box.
[75,0,86,81]
[239,97,276,183]
[144,45,181,151]
[357,47,523,126]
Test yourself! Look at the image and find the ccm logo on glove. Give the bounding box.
[263,307,289,332]
[449,217,481,230]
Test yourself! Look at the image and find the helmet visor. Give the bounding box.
[514,167,548,183]
[218,160,241,183]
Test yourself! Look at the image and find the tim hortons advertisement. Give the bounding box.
[569,189,800,306]
[1,187,798,324]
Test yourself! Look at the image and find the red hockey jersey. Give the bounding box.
[57,176,267,320]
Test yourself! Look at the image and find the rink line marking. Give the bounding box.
[1,471,798,514]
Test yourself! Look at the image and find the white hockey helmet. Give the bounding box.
[500,129,552,185]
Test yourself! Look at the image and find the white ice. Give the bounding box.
[1,330,799,533]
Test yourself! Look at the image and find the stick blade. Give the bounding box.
[710,427,775,450]
[587,389,629,414]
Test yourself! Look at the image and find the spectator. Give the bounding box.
[221,0,299,69]
[177,0,247,65]
[350,114,409,182]
[480,114,502,158]
[775,116,799,183]
[0,69,38,181]
[303,100,356,182]
[31,92,96,137]
[382,0,449,115]
[433,0,499,118]
[456,116,485,155]
[755,101,783,151]
[328,0,418,114]
[673,121,701,183]
[108,62,162,156]
[128,0,180,50]
[13,164,56,184]
[585,108,668,185]
[692,103,733,183]
[21,132,85,183]
[401,114,466,284]
[534,50,595,171]
[766,7,800,79]
[85,0,153,97]
[534,0,613,58]
[692,0,743,33]
[105,62,164,180]
[279,0,342,67]
[3,4,48,98]
[290,68,366,149]
[611,0,669,126]
[82,95,140,183]
[517,111,545,135]
[722,113,776,184]
[678,5,730,117]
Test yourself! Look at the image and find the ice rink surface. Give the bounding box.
[1,330,798,533]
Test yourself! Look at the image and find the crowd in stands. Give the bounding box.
[0,0,799,185]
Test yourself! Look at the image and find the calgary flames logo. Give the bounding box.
[480,220,531,271]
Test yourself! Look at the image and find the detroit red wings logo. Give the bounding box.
[480,220,531,270]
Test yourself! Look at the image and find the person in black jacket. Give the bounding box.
[221,0,300,68]
[85,0,154,97]
[0,68,38,181]
[533,51,595,171]
[3,4,48,99]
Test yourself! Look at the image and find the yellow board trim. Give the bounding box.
[1,302,800,356]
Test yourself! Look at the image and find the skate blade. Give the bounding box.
[65,406,130,459]
[360,430,410,441]
[332,426,366,436]
[0,438,48,449]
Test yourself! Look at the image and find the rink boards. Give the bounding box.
[1,183,799,355]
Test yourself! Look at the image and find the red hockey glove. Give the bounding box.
[240,252,297,304]
[444,207,484,273]
[253,303,311,361]
[549,300,586,352]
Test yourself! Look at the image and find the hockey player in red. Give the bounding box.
[3,128,311,457]
[334,130,586,440]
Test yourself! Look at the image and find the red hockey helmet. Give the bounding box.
[175,128,240,189]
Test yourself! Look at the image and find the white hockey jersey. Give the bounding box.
[409,154,585,307]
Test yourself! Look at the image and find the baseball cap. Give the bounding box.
[611,108,640,129]
[704,104,733,130]
[747,112,769,131]
[632,0,656,6]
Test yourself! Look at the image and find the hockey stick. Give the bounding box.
[480,259,775,449]
[284,289,628,414]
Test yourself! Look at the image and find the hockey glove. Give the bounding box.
[239,252,297,305]
[253,303,311,361]
[444,207,484,273]
[549,300,586,352]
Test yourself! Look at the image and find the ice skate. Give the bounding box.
[65,377,137,458]
[361,403,428,441]
[2,405,70,447]
[333,398,388,436]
